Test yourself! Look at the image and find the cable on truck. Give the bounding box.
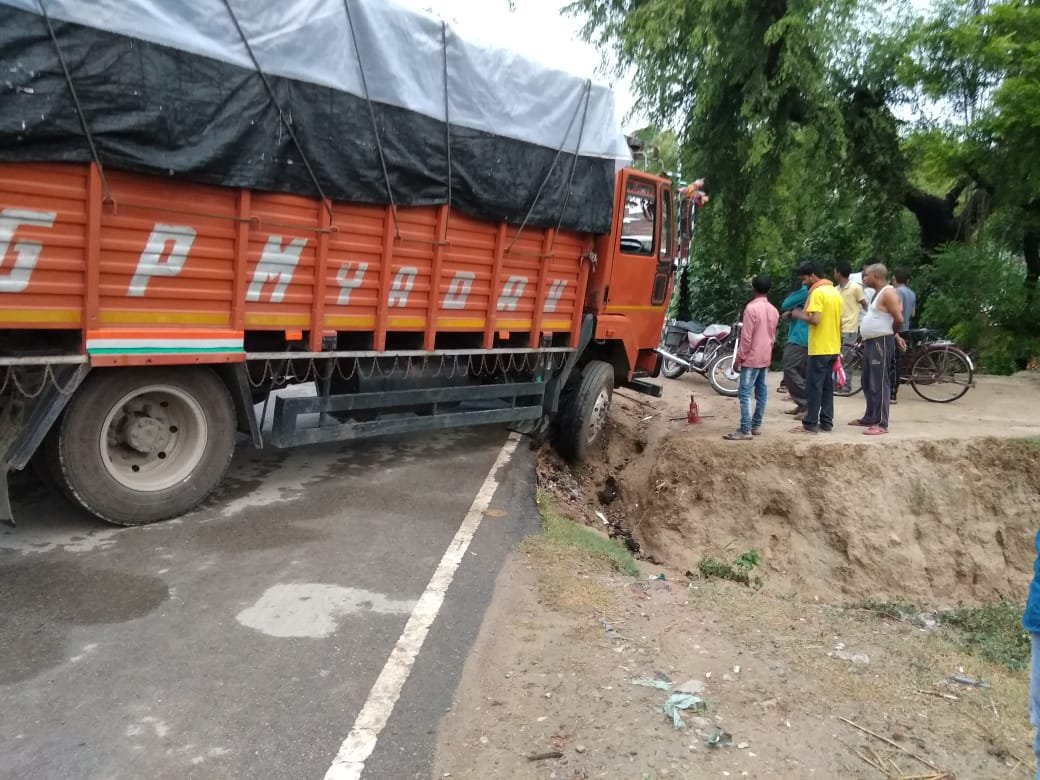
[342,0,402,239]
[555,80,592,236]
[506,80,592,254]
[36,0,112,203]
[221,0,334,221]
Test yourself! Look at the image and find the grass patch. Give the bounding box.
[526,492,639,577]
[848,598,919,621]
[940,601,1030,671]
[697,550,762,588]
[521,493,639,615]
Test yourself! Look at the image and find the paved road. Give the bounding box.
[0,426,538,779]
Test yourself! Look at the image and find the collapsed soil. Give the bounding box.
[433,374,1040,780]
[539,373,1040,607]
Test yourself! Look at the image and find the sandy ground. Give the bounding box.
[433,373,1040,780]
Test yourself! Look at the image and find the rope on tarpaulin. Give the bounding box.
[506,79,593,255]
[442,20,453,239]
[342,0,402,240]
[36,0,113,204]
[220,0,334,222]
[555,80,592,237]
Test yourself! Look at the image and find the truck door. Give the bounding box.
[605,172,674,313]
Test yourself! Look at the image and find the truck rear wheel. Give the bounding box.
[556,360,614,462]
[47,367,236,526]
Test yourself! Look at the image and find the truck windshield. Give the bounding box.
[619,178,657,256]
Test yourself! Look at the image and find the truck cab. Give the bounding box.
[586,168,678,385]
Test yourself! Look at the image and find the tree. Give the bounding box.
[568,0,858,286]
[573,0,1040,368]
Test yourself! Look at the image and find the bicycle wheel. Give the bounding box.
[834,348,864,397]
[909,346,974,402]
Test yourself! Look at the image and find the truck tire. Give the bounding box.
[556,360,614,462]
[47,367,236,526]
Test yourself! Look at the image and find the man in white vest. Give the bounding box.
[848,262,906,435]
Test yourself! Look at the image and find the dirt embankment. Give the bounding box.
[540,374,1040,608]
[436,376,1040,780]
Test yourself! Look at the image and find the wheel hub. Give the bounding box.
[100,386,207,492]
[124,415,171,454]
[586,389,609,444]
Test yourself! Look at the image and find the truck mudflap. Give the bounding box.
[0,359,90,525]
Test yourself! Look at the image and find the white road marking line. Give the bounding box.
[323,432,521,780]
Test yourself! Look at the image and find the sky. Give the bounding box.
[395,0,642,131]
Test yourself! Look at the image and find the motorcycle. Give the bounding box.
[656,319,743,397]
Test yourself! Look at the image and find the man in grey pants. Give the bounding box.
[778,261,813,418]
[850,263,905,434]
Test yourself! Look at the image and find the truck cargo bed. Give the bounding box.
[0,163,590,364]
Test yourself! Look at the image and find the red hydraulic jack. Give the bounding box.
[687,393,701,424]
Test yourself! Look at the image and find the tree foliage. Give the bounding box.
[571,0,1040,371]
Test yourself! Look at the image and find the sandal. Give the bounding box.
[789,426,818,435]
[783,407,806,416]
[723,431,753,441]
[848,419,872,427]
[751,428,762,436]
[863,426,888,436]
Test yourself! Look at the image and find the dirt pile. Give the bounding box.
[634,435,1040,606]
[541,395,1040,606]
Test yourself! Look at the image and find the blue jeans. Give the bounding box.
[1031,633,1040,777]
[738,367,768,434]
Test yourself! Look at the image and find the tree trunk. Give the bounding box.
[1025,230,1040,291]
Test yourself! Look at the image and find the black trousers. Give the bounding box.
[862,335,894,428]
[889,337,901,399]
[803,354,836,431]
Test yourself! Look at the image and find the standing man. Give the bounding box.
[789,261,842,434]
[849,263,904,435]
[835,260,867,347]
[1022,532,1040,779]
[890,268,917,404]
[893,269,917,331]
[724,275,779,441]
[778,260,813,419]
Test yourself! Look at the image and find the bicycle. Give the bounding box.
[835,329,975,403]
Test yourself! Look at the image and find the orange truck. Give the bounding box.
[0,0,689,525]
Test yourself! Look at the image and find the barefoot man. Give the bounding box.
[850,262,905,435]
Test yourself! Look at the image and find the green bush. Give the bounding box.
[917,243,1040,374]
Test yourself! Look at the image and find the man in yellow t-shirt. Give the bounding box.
[790,261,842,433]
[835,260,866,345]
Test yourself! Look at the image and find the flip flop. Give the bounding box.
[863,426,888,436]
[848,419,871,426]
[789,426,818,435]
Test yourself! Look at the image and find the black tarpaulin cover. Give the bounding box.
[0,0,632,234]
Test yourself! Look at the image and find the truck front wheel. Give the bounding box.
[556,360,614,462]
[47,367,236,526]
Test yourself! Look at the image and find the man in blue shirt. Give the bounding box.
[1025,532,1040,778]
[893,269,917,332]
[890,269,917,403]
[778,260,813,417]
